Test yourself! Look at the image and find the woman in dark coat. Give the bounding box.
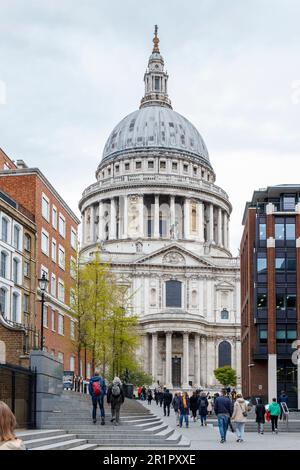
[147,389,153,405]
[198,392,209,426]
[189,391,198,422]
[255,398,266,434]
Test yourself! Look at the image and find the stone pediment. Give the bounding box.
[134,243,214,267]
[215,280,235,290]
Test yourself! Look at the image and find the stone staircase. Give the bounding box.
[18,391,190,450]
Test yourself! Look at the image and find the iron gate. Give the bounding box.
[0,363,36,428]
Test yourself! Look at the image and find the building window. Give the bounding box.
[148,161,154,169]
[12,292,19,322]
[58,313,64,335]
[51,273,56,297]
[13,225,21,250]
[115,165,119,173]
[283,196,295,211]
[42,194,50,221]
[218,341,231,367]
[286,222,295,240]
[160,161,166,169]
[275,257,285,271]
[58,246,65,270]
[257,257,267,273]
[258,223,266,240]
[136,161,142,170]
[51,310,55,331]
[183,164,188,173]
[71,228,77,249]
[0,288,7,316]
[193,167,197,176]
[172,162,178,171]
[52,206,57,229]
[52,239,57,262]
[57,352,64,364]
[59,214,66,238]
[125,163,130,171]
[70,320,75,340]
[24,234,31,252]
[58,280,65,302]
[43,304,48,328]
[154,76,160,90]
[259,326,268,344]
[24,294,29,313]
[165,280,182,308]
[221,308,229,320]
[41,230,49,255]
[2,218,8,243]
[70,356,75,372]
[257,292,267,309]
[24,261,30,278]
[0,252,7,278]
[12,258,20,284]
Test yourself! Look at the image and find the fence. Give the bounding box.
[0,363,36,428]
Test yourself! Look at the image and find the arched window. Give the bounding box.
[13,225,21,250]
[218,341,231,368]
[166,280,182,308]
[2,218,8,243]
[24,234,31,252]
[13,258,19,284]
[221,308,229,320]
[150,288,156,306]
[0,287,7,316]
[0,252,7,278]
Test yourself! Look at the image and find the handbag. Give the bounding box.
[239,403,247,417]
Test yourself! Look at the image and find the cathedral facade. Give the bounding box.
[79,29,241,390]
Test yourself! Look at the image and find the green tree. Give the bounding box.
[128,369,153,387]
[214,366,237,387]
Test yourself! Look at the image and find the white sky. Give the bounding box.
[0,0,300,256]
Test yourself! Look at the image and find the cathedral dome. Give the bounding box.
[102,106,210,163]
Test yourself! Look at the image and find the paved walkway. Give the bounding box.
[141,401,300,450]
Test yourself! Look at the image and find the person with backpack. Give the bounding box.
[255,398,266,434]
[172,392,180,426]
[189,391,198,422]
[268,398,281,434]
[107,376,125,426]
[231,393,248,442]
[178,392,190,428]
[147,388,153,405]
[163,388,173,416]
[198,392,209,426]
[158,388,164,407]
[214,388,233,443]
[88,369,107,425]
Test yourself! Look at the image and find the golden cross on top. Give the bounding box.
[153,25,160,53]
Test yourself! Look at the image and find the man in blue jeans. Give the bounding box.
[88,369,107,425]
[214,389,233,443]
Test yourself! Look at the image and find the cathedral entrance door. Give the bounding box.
[172,357,181,388]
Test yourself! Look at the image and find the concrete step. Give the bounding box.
[31,439,87,450]
[25,433,78,449]
[69,443,99,450]
[17,430,66,441]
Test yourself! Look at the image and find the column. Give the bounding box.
[170,196,175,238]
[139,195,144,237]
[98,200,104,241]
[194,333,201,388]
[218,207,223,247]
[165,332,173,389]
[122,195,128,239]
[154,195,160,238]
[143,334,150,374]
[182,332,190,388]
[151,333,158,386]
[90,205,94,243]
[209,203,214,243]
[200,336,207,387]
[197,201,204,242]
[184,198,190,239]
[223,212,228,249]
[268,354,277,404]
[109,198,116,240]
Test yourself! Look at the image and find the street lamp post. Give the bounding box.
[38,273,49,351]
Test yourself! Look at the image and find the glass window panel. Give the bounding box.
[275,258,285,270]
[276,329,286,342]
[257,293,267,309]
[275,224,285,240]
[283,196,295,211]
[286,294,296,309]
[286,223,295,240]
[286,258,296,270]
[276,293,285,310]
[257,258,267,273]
[287,329,297,340]
[259,223,266,240]
[166,280,182,308]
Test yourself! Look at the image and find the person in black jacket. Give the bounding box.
[255,398,266,434]
[172,393,180,426]
[198,392,209,426]
[107,377,124,426]
[189,391,198,422]
[214,389,233,443]
[163,389,173,416]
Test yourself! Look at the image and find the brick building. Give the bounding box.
[241,185,300,409]
[0,148,90,376]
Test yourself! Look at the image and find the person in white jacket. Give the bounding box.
[231,393,248,443]
[0,401,26,450]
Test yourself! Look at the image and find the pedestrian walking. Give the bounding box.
[178,392,190,428]
[154,388,159,405]
[163,389,173,416]
[207,395,213,415]
[269,398,281,434]
[147,389,153,405]
[158,388,164,408]
[141,386,146,401]
[88,369,106,425]
[107,376,124,426]
[231,393,248,442]
[189,391,198,422]
[198,392,209,426]
[278,391,289,420]
[255,398,266,434]
[172,392,180,426]
[137,386,142,399]
[214,389,233,443]
[0,401,26,450]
